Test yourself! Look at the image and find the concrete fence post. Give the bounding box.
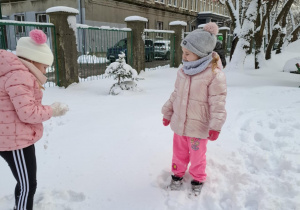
[125,16,148,74]
[46,6,79,88]
[169,21,187,68]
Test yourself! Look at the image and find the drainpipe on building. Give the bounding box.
[0,3,2,20]
[77,0,85,24]
[77,0,81,23]
[77,0,86,53]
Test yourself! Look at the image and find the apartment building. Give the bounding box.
[1,0,230,31]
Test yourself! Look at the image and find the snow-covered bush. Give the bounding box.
[105,52,138,95]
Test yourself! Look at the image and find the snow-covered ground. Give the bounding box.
[1,43,300,210]
[77,54,109,64]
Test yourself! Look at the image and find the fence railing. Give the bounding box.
[144,29,175,67]
[77,24,132,82]
[0,20,59,87]
[0,20,179,86]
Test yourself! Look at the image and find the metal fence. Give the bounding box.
[77,25,132,81]
[0,20,59,87]
[144,29,175,68]
[0,20,178,86]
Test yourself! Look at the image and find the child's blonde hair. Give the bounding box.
[39,84,45,90]
[211,52,220,74]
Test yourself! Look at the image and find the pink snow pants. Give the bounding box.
[172,133,208,182]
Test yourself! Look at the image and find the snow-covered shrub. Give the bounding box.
[105,52,138,95]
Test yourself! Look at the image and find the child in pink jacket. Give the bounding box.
[0,29,69,210]
[161,22,227,196]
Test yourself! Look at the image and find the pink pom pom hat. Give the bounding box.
[181,22,219,58]
[16,29,54,66]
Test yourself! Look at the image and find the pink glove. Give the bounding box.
[208,130,220,141]
[163,118,170,126]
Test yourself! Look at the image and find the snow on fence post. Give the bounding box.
[46,6,79,88]
[125,16,148,74]
[169,21,187,68]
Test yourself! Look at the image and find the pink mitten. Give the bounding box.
[163,118,170,126]
[208,130,220,141]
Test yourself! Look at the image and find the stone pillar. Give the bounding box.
[125,16,147,74]
[169,21,187,68]
[46,6,79,88]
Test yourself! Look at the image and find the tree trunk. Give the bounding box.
[230,36,239,61]
[228,0,258,70]
[265,27,280,60]
[265,0,294,60]
[255,33,263,69]
[254,0,275,69]
[247,37,254,55]
[275,31,285,54]
[289,24,300,43]
[276,9,289,54]
[254,0,262,69]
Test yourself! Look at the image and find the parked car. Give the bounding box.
[154,40,170,60]
[106,38,154,62]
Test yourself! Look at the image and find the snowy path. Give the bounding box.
[1,62,300,209]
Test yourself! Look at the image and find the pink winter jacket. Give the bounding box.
[0,50,52,151]
[162,58,227,139]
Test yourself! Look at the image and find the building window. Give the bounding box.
[174,0,177,6]
[144,21,149,38]
[15,14,25,35]
[36,14,48,34]
[180,0,184,7]
[215,2,217,12]
[185,0,188,9]
[36,13,47,23]
[156,21,163,37]
[168,0,172,4]
[199,0,202,11]
[191,0,194,10]
[195,0,198,11]
[157,21,163,30]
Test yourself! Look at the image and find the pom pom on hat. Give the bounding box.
[16,29,54,66]
[203,22,219,35]
[29,29,47,44]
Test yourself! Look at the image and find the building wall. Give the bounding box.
[85,0,196,30]
[1,0,78,16]
[2,0,79,22]
[1,0,228,31]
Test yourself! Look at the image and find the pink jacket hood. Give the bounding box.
[0,50,52,151]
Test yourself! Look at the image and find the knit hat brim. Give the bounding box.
[16,37,54,66]
[180,41,209,58]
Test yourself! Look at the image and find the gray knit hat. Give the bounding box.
[181,22,219,58]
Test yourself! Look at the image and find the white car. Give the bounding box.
[154,40,170,60]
